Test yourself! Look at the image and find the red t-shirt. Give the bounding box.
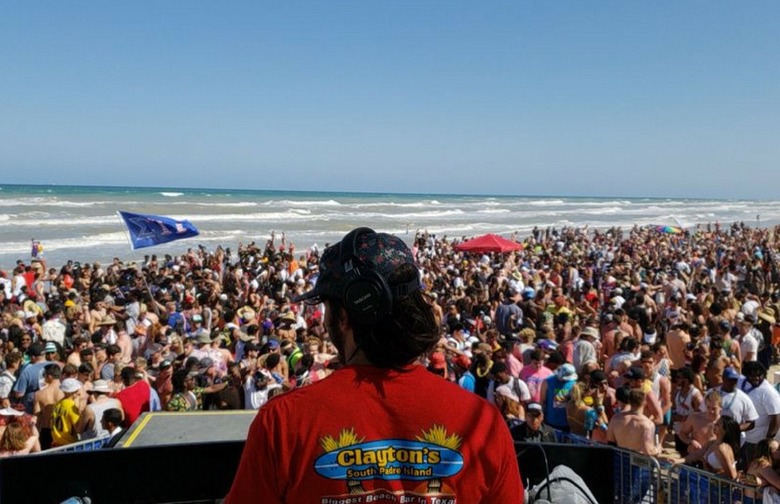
[226,364,523,504]
[115,380,151,428]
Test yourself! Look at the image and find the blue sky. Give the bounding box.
[2,2,778,199]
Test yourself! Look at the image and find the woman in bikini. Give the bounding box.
[684,415,740,480]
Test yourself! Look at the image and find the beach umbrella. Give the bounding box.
[655,225,683,234]
[453,233,523,253]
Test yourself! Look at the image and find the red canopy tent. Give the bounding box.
[453,233,523,253]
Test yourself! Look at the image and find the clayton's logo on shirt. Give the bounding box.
[314,426,464,502]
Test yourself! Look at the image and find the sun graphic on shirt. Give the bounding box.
[416,424,462,450]
[320,428,364,452]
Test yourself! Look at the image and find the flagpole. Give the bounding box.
[116,211,137,251]
[117,211,160,318]
[140,271,162,319]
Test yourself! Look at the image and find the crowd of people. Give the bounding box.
[3,222,780,493]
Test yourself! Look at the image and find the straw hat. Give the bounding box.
[23,299,43,316]
[194,328,212,344]
[99,316,117,326]
[758,307,777,325]
[89,380,112,394]
[237,306,256,322]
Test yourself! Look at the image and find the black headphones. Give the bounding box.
[338,227,394,325]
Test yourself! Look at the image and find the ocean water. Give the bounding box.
[1,184,778,269]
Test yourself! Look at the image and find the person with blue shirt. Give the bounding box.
[539,363,578,432]
[455,354,475,392]
[12,343,49,414]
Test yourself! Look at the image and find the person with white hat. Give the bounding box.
[50,378,83,447]
[573,326,600,375]
[494,384,525,429]
[511,402,556,443]
[76,379,122,440]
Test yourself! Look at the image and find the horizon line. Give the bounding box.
[0,182,769,203]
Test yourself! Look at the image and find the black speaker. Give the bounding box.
[338,227,393,325]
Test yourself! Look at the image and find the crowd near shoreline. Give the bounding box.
[3,221,780,495]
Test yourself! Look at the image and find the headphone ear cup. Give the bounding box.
[343,273,392,325]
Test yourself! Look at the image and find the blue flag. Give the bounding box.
[118,211,200,250]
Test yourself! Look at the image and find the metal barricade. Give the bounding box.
[668,463,760,504]
[612,446,663,503]
[534,428,764,502]
[553,430,597,446]
[42,436,110,453]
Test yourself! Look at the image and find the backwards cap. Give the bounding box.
[294,228,420,318]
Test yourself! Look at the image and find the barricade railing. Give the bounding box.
[553,430,598,446]
[42,436,110,454]
[668,463,760,504]
[612,446,663,504]
[542,428,763,503]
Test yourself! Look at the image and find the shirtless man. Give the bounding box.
[115,320,133,364]
[640,350,672,443]
[705,335,735,389]
[624,365,664,426]
[677,390,721,454]
[666,316,691,372]
[607,388,660,456]
[66,337,89,367]
[88,300,109,334]
[33,364,65,450]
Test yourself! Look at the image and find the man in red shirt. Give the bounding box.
[226,227,523,504]
[115,366,151,428]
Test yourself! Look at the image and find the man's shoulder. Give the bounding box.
[609,411,629,425]
[624,413,653,429]
[734,388,753,401]
[19,362,46,377]
[758,380,780,396]
[637,415,655,428]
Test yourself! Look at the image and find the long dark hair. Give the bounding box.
[333,264,439,368]
[720,415,741,456]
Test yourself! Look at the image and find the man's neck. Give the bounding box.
[634,405,646,416]
[344,347,371,366]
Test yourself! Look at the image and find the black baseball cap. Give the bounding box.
[294,228,420,305]
[623,366,646,380]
